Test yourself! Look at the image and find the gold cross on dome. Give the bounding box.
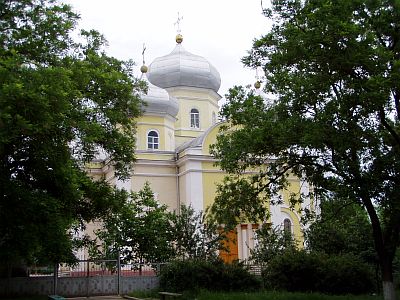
[174,12,183,34]
[142,43,146,65]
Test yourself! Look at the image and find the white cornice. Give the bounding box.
[137,122,175,131]
[140,113,177,122]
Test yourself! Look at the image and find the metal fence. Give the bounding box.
[61,260,161,277]
[2,260,262,297]
[30,260,163,278]
[23,260,163,296]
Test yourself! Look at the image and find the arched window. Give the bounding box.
[212,112,216,124]
[147,130,159,150]
[190,108,200,128]
[283,218,292,234]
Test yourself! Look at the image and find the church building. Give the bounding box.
[88,33,313,262]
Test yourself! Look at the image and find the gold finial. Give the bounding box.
[140,43,148,73]
[254,68,261,89]
[176,34,183,44]
[174,12,183,44]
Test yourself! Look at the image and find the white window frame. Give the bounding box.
[190,108,200,128]
[147,130,159,150]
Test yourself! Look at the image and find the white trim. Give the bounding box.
[138,121,175,131]
[175,127,204,132]
[140,112,177,122]
[183,160,204,212]
[132,173,177,178]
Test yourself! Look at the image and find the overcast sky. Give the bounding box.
[64,0,271,102]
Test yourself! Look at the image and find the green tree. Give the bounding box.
[95,183,174,265]
[0,0,143,272]
[169,205,225,260]
[250,224,296,267]
[306,198,375,264]
[210,0,400,299]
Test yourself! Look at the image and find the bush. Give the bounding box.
[159,259,261,293]
[263,250,374,295]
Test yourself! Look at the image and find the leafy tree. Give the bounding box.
[306,197,376,264]
[0,0,143,272]
[250,224,296,267]
[210,0,400,299]
[95,183,174,265]
[169,205,225,260]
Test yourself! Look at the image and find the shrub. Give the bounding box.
[263,250,374,295]
[263,250,322,292]
[159,259,261,293]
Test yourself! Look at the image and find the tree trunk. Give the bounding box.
[382,281,396,300]
[381,256,396,300]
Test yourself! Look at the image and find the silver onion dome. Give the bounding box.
[147,43,221,93]
[141,74,179,117]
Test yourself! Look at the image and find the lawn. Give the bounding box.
[129,290,383,300]
[195,291,383,300]
[0,291,385,300]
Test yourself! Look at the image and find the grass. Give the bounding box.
[128,290,384,300]
[1,291,385,300]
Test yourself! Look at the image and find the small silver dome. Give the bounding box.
[141,75,179,117]
[147,44,221,93]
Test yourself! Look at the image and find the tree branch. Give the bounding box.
[379,108,400,148]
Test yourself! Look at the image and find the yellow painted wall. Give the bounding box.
[137,115,175,151]
[131,164,178,211]
[201,162,225,210]
[167,87,219,146]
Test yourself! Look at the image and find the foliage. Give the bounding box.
[305,198,376,264]
[94,182,173,264]
[263,250,374,295]
[250,224,296,266]
[209,0,400,297]
[170,205,226,260]
[0,0,143,268]
[96,195,226,264]
[159,259,261,293]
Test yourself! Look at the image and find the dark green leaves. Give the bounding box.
[0,0,143,266]
[212,1,400,293]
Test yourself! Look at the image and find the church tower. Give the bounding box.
[92,29,311,263]
[147,34,221,146]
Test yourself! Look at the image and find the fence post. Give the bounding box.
[86,260,90,297]
[117,252,121,295]
[53,263,58,295]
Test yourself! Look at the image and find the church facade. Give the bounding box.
[88,34,314,262]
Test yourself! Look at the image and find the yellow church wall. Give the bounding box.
[177,98,217,131]
[280,207,304,248]
[135,152,175,161]
[131,163,178,211]
[282,177,303,212]
[167,87,219,146]
[201,161,224,210]
[137,115,176,151]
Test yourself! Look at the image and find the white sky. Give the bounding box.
[64,0,270,103]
